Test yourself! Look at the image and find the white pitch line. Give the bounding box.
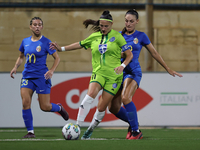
[0,138,123,141]
[0,139,65,141]
[0,130,27,132]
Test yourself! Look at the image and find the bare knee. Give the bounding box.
[121,95,132,105]
[21,97,31,110]
[40,103,52,112]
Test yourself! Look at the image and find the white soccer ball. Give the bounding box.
[62,123,80,140]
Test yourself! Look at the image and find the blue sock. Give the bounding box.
[22,109,33,132]
[124,102,138,131]
[115,107,129,123]
[50,103,61,112]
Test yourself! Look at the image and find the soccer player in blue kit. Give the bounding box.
[108,9,183,139]
[10,17,69,138]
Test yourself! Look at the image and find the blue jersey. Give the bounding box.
[121,30,151,73]
[19,36,56,78]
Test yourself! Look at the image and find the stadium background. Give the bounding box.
[0,0,200,73]
[0,0,200,128]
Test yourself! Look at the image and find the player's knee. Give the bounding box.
[121,95,131,105]
[109,104,120,114]
[22,99,31,109]
[40,104,51,112]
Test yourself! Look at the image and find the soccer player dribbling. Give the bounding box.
[10,17,69,138]
[50,10,133,139]
[71,9,183,140]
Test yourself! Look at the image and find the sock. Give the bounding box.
[115,107,129,123]
[124,102,138,131]
[22,109,34,133]
[76,94,95,126]
[88,109,105,131]
[50,103,61,112]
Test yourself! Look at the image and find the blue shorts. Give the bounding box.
[20,78,52,94]
[120,71,142,90]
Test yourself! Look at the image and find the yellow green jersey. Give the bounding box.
[80,29,129,80]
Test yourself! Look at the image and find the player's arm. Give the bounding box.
[114,48,133,74]
[44,51,60,80]
[10,52,25,79]
[49,42,82,52]
[145,43,182,77]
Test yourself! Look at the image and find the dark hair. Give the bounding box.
[122,9,139,35]
[83,10,112,32]
[100,10,113,21]
[30,17,43,25]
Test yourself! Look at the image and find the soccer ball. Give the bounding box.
[62,123,80,140]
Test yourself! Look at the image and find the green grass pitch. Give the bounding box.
[0,127,200,150]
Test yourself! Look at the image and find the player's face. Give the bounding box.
[125,14,139,33]
[99,20,113,35]
[30,19,43,37]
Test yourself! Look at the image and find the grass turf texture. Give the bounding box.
[0,127,200,150]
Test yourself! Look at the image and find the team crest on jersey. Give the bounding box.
[133,38,138,44]
[112,83,117,88]
[98,44,107,54]
[109,37,115,42]
[36,45,41,52]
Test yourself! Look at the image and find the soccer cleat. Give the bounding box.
[23,132,36,138]
[126,125,132,139]
[128,130,143,140]
[81,129,93,140]
[58,103,69,121]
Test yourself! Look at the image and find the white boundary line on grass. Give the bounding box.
[0,138,123,141]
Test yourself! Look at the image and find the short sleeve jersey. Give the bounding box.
[121,30,151,73]
[19,36,56,78]
[80,29,129,80]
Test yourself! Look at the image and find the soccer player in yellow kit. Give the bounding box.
[50,10,133,139]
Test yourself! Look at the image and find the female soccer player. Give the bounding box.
[50,10,133,139]
[10,17,69,138]
[108,9,183,139]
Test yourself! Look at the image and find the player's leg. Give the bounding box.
[36,78,68,120]
[76,74,103,126]
[38,93,69,121]
[81,91,114,139]
[20,79,35,138]
[108,89,129,123]
[122,78,142,139]
[81,79,120,139]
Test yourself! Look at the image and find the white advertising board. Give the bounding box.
[0,72,199,128]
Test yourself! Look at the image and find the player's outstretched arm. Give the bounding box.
[145,43,183,77]
[50,42,82,52]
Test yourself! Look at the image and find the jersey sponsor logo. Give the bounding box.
[133,38,138,44]
[109,37,115,42]
[98,44,107,54]
[36,45,41,52]
[26,53,36,63]
[128,45,133,51]
[50,76,153,122]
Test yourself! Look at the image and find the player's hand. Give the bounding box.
[44,70,53,80]
[50,42,61,52]
[10,67,17,79]
[114,66,124,75]
[167,68,183,77]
